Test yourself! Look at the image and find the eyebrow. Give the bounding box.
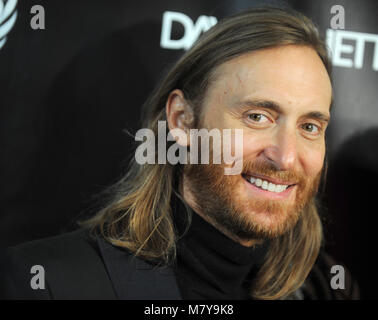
[236,99,331,123]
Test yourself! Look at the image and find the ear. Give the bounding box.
[165,89,194,147]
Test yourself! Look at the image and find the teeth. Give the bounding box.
[248,176,289,193]
[255,178,262,187]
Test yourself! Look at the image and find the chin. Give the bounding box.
[234,195,298,238]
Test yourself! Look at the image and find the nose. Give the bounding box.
[262,126,298,171]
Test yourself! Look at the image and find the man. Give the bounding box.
[0,6,359,300]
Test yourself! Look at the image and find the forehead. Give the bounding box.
[205,45,332,114]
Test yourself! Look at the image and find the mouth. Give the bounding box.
[242,173,297,194]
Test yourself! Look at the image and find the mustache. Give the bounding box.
[241,160,305,185]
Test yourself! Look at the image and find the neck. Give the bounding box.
[180,174,263,248]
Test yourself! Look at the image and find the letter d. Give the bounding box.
[160,11,193,50]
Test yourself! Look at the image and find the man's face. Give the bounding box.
[184,45,332,243]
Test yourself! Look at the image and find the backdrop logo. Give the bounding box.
[326,29,378,71]
[0,0,17,50]
[160,11,217,50]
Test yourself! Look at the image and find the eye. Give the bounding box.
[301,123,320,134]
[247,113,270,123]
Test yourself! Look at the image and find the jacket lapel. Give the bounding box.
[97,236,182,300]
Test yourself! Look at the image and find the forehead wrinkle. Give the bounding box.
[203,45,332,118]
[207,69,257,113]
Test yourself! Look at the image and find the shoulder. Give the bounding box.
[0,228,116,299]
[5,228,100,267]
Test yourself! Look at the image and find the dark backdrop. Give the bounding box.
[1,0,377,298]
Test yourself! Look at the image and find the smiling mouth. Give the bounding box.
[242,173,296,193]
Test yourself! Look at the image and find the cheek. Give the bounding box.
[300,143,325,177]
[241,133,267,159]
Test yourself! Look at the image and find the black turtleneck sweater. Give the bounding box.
[171,192,269,300]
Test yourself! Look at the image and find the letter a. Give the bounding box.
[30,265,45,290]
[330,5,345,30]
[330,265,345,290]
[30,5,46,30]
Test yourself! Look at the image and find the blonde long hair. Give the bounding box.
[83,6,330,300]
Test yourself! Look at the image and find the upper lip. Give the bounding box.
[243,172,297,186]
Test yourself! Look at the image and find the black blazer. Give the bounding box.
[0,228,181,299]
[0,228,359,300]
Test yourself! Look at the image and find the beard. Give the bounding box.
[183,159,321,241]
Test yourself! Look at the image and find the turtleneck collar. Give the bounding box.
[171,191,270,300]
